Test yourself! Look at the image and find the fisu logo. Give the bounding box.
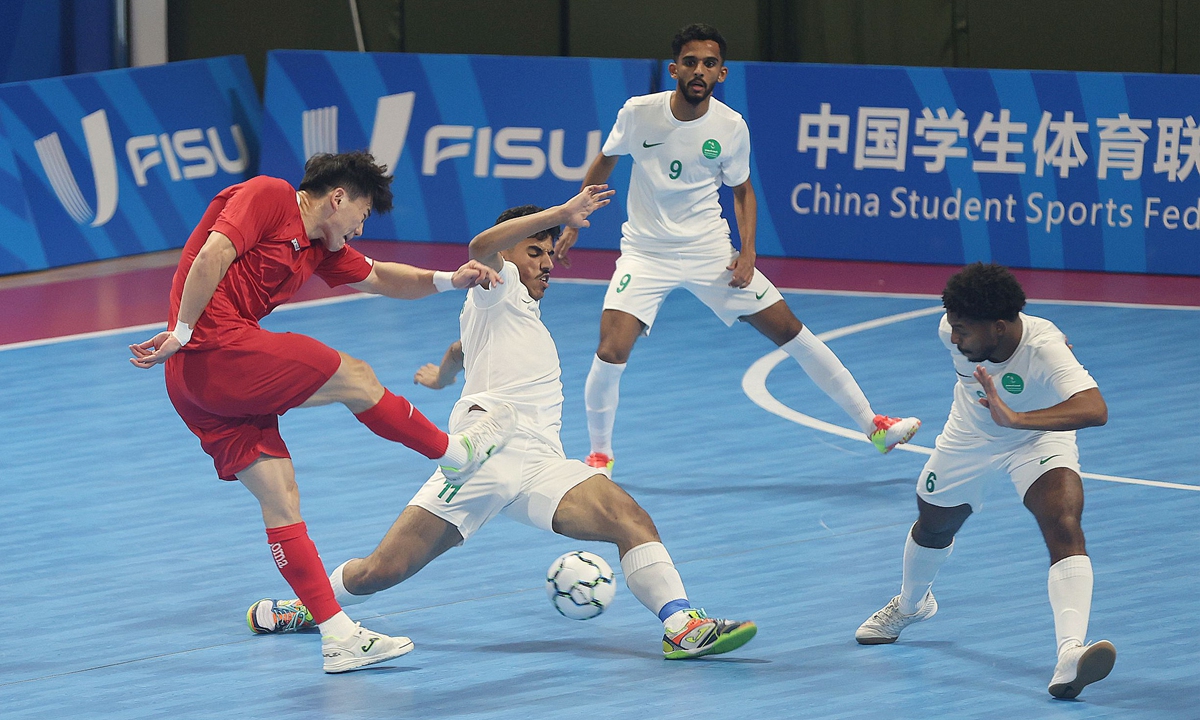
[270,542,288,568]
[34,109,249,227]
[303,91,600,181]
[34,109,118,227]
[303,91,415,178]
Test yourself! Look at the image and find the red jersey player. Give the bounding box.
[128,151,517,673]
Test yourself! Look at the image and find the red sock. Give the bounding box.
[355,389,449,459]
[265,522,341,625]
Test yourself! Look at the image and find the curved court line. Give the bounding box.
[742,305,1200,493]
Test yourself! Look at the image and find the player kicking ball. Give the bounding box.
[855,263,1115,699]
[249,185,757,661]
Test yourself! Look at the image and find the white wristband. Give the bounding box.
[170,321,193,347]
[432,271,456,293]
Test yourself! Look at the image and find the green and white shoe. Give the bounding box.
[440,402,518,481]
[247,598,316,634]
[661,608,757,660]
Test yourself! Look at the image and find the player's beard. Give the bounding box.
[677,77,712,106]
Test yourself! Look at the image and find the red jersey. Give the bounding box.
[168,176,372,350]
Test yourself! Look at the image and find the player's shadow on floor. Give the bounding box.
[474,638,770,663]
[621,476,912,501]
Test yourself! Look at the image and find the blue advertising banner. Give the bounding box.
[715,62,1200,275]
[0,56,261,274]
[260,50,655,249]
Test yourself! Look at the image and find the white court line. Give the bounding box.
[741,305,1200,493]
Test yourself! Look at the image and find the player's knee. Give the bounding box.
[911,518,957,549]
[595,341,632,365]
[338,356,383,400]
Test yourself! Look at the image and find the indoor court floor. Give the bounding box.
[2,251,1198,719]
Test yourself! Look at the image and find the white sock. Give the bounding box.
[330,559,372,607]
[1048,555,1093,655]
[585,355,626,455]
[437,436,470,468]
[620,541,687,618]
[781,327,877,435]
[318,610,357,639]
[899,529,954,614]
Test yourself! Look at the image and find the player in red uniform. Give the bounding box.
[128,151,517,673]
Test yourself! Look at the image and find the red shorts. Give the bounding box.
[165,327,341,480]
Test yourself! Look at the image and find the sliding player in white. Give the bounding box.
[250,186,757,660]
[855,263,1115,699]
[554,23,919,474]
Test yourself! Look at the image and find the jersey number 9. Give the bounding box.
[669,160,682,179]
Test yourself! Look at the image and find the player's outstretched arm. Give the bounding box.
[129,232,236,368]
[352,259,502,299]
[470,185,615,271]
[556,154,620,268]
[414,340,464,389]
[974,366,1108,430]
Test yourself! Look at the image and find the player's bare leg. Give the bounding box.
[856,498,969,644]
[743,300,920,453]
[552,476,757,659]
[344,506,464,595]
[240,456,413,672]
[304,351,517,480]
[1024,468,1115,698]
[585,310,647,473]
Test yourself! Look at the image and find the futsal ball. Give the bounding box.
[546,550,616,620]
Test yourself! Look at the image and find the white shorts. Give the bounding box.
[407,430,599,543]
[916,431,1081,512]
[602,244,785,334]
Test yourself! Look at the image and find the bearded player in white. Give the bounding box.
[248,186,757,660]
[554,23,920,474]
[855,263,1115,699]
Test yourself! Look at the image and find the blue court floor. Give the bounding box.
[2,282,1197,719]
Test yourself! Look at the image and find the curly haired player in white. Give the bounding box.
[249,186,757,660]
[554,23,920,475]
[855,262,1115,699]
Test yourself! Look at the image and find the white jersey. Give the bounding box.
[456,261,565,454]
[602,91,751,253]
[940,313,1098,448]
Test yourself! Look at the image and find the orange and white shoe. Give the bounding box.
[870,415,921,454]
[585,452,614,476]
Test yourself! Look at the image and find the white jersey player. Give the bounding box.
[855,263,1116,699]
[248,187,757,661]
[554,23,920,473]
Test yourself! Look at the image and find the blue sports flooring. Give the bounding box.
[2,282,1198,719]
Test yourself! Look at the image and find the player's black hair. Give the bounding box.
[672,23,727,61]
[495,205,561,243]
[942,262,1027,322]
[298,150,394,214]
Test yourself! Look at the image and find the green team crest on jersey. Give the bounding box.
[702,139,721,159]
[1001,373,1025,393]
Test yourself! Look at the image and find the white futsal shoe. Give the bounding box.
[322,623,414,673]
[440,402,518,481]
[1048,640,1116,699]
[855,592,938,644]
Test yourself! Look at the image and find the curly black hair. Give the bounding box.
[672,23,727,61]
[495,205,561,242]
[298,150,393,214]
[942,262,1026,321]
